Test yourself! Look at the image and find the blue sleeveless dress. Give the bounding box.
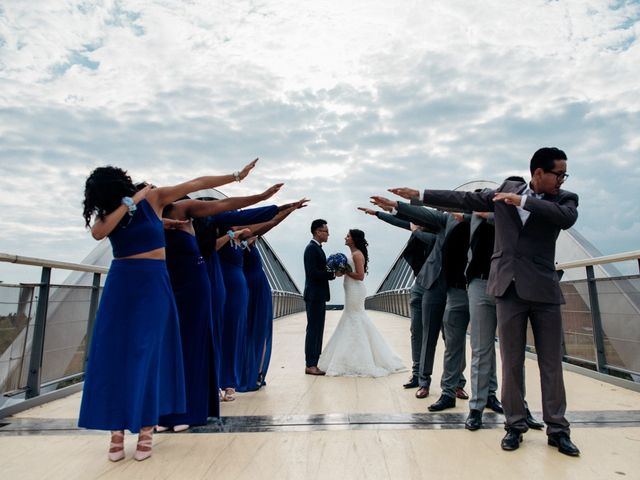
[201,206,279,390]
[159,229,219,426]
[238,246,273,391]
[78,199,186,433]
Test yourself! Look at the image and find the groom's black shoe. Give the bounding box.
[428,394,456,412]
[403,376,419,389]
[305,366,326,376]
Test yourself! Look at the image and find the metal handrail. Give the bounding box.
[0,252,109,274]
[556,250,640,270]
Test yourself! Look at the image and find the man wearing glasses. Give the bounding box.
[303,219,335,375]
[388,147,580,456]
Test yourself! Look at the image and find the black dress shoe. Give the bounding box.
[465,409,483,431]
[548,432,580,456]
[525,409,545,430]
[486,395,504,414]
[428,394,456,412]
[403,376,419,389]
[501,429,523,451]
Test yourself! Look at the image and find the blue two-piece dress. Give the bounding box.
[198,206,278,391]
[158,229,219,427]
[78,199,186,433]
[239,245,273,391]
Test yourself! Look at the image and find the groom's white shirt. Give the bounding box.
[311,239,321,246]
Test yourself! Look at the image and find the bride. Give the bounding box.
[318,229,406,377]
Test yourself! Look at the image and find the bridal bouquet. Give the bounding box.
[326,252,352,273]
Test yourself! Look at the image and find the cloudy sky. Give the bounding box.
[1,0,639,299]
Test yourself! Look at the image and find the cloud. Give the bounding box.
[1,0,639,295]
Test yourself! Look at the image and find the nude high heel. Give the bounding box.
[134,426,154,461]
[108,430,125,462]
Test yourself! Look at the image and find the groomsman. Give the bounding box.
[462,208,542,431]
[358,207,436,389]
[303,219,335,375]
[370,197,470,404]
[389,147,580,456]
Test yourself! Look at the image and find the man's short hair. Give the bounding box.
[311,219,327,234]
[530,147,567,175]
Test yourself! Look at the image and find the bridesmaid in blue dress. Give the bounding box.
[238,200,308,392]
[215,206,280,398]
[79,160,257,462]
[156,184,283,432]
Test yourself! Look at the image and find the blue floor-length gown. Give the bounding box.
[79,200,186,433]
[238,245,273,392]
[159,229,219,426]
[196,206,279,391]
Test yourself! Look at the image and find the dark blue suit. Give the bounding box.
[303,240,334,367]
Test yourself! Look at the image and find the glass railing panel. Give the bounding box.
[560,281,596,363]
[0,284,35,394]
[596,276,640,374]
[40,285,96,384]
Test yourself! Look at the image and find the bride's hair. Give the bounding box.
[349,229,369,274]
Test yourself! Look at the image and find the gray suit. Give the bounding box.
[396,202,469,394]
[464,213,499,411]
[421,179,578,434]
[375,212,436,379]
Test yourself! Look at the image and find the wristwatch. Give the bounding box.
[121,196,137,215]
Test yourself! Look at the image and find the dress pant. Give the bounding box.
[304,300,326,368]
[418,274,446,388]
[496,283,570,435]
[409,282,426,378]
[439,286,468,398]
[467,278,499,411]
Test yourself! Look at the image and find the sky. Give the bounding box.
[0,0,639,301]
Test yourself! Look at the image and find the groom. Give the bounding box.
[303,219,336,375]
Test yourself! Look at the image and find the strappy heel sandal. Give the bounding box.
[108,430,125,462]
[134,426,154,461]
[222,387,236,402]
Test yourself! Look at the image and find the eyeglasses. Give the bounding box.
[545,170,569,182]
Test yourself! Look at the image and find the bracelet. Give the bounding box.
[121,197,136,215]
[233,171,241,182]
[227,230,235,239]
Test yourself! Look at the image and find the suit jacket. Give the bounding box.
[376,211,436,277]
[303,240,333,302]
[395,202,469,290]
[422,179,579,304]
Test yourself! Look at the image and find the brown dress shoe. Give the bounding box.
[305,366,326,376]
[455,387,469,400]
[415,386,430,398]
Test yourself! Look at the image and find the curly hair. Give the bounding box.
[349,228,369,274]
[82,166,137,227]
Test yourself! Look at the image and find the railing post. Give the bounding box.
[84,272,101,369]
[586,265,608,374]
[26,266,51,399]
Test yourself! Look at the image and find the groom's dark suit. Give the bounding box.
[421,179,578,434]
[304,240,334,368]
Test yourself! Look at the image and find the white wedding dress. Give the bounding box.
[318,256,406,377]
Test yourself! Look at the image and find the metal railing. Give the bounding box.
[366,250,640,380]
[0,251,304,417]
